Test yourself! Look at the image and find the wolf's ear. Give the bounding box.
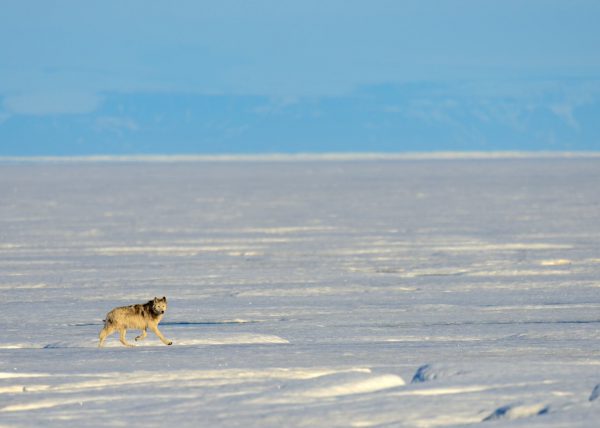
[162,296,167,302]
[154,297,158,302]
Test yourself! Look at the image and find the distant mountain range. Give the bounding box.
[2,80,599,155]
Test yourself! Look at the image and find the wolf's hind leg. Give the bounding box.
[150,325,173,345]
[135,329,147,342]
[98,325,115,348]
[119,329,135,347]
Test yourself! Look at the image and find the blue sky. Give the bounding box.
[1,0,600,155]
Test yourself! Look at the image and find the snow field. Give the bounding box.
[1,158,600,426]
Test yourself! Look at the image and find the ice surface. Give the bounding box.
[1,157,600,427]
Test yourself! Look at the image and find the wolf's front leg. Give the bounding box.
[150,325,173,345]
[135,329,147,342]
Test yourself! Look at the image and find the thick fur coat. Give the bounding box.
[98,296,172,347]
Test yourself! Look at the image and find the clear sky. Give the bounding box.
[1,0,599,155]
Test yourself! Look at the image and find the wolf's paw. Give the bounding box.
[167,341,173,346]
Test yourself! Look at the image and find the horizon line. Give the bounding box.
[2,151,600,163]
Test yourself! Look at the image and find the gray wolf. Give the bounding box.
[98,297,172,347]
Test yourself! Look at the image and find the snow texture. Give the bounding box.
[482,402,550,421]
[1,157,600,427]
[411,364,465,383]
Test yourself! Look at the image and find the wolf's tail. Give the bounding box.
[102,314,111,327]
[103,312,115,326]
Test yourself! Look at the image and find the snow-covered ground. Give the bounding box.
[1,157,599,427]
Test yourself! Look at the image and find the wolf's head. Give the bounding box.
[152,296,168,315]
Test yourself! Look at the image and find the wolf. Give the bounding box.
[98,296,172,347]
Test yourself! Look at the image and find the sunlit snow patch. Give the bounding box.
[253,371,405,404]
[539,259,572,266]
